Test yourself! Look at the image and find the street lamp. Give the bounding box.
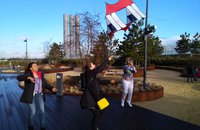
[143,0,148,89]
[143,0,156,89]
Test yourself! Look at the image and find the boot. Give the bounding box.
[41,127,46,130]
[28,126,34,130]
[127,101,132,107]
[92,127,100,130]
[121,100,124,107]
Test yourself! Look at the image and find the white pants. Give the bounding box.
[121,79,134,103]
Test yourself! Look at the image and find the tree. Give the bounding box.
[147,36,164,63]
[48,43,64,63]
[90,31,118,64]
[191,32,200,54]
[42,39,52,58]
[116,23,163,66]
[78,12,101,57]
[117,23,144,65]
[174,32,191,54]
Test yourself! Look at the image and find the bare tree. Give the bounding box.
[42,39,52,57]
[78,12,102,57]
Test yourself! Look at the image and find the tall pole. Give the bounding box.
[24,38,28,60]
[143,0,148,89]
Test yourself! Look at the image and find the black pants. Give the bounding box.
[90,109,103,130]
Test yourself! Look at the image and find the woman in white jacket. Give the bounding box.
[121,58,137,107]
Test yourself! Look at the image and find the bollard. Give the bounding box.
[17,65,21,73]
[56,73,63,96]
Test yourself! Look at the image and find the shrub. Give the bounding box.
[60,59,83,67]
[152,56,200,67]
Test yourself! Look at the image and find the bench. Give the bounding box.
[103,69,118,76]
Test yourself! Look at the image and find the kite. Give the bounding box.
[106,0,145,36]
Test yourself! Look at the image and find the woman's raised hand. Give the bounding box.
[108,56,113,61]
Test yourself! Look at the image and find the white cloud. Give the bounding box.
[160,36,181,55]
[29,51,45,59]
[0,51,24,58]
[160,36,180,47]
[15,36,37,41]
[0,49,45,59]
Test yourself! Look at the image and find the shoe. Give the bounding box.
[28,126,34,130]
[121,102,124,107]
[96,127,100,130]
[127,101,132,107]
[121,103,124,107]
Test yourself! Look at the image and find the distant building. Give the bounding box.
[162,45,177,55]
[63,14,81,59]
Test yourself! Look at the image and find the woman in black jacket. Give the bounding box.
[81,56,112,130]
[17,62,57,130]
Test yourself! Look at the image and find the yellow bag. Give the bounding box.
[97,98,109,110]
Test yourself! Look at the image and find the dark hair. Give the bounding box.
[25,62,36,72]
[125,57,133,65]
[84,59,92,72]
[83,57,96,71]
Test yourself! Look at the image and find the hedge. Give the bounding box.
[151,56,200,67]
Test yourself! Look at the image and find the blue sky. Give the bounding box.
[0,0,200,58]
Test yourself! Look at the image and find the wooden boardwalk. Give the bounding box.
[0,73,200,130]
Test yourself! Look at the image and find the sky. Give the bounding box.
[0,0,200,58]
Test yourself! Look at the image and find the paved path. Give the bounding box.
[145,69,186,82]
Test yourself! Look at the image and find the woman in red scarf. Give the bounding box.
[17,62,57,130]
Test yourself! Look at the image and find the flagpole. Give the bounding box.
[25,38,28,59]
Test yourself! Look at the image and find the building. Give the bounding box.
[63,14,81,59]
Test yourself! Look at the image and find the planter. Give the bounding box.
[132,87,163,102]
[147,64,156,70]
[134,68,143,77]
[104,87,164,102]
[53,86,163,102]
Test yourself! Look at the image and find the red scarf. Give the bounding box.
[32,71,42,79]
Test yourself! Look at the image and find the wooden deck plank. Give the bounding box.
[45,99,70,130]
[45,95,91,130]
[1,75,26,130]
[6,78,27,130]
[1,79,11,130]
[0,74,200,130]
[0,80,5,129]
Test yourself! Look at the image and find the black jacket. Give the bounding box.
[17,71,53,104]
[80,59,109,109]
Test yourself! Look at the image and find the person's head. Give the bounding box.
[26,62,38,72]
[84,58,96,71]
[125,57,133,66]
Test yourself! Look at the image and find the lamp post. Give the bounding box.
[143,0,148,89]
